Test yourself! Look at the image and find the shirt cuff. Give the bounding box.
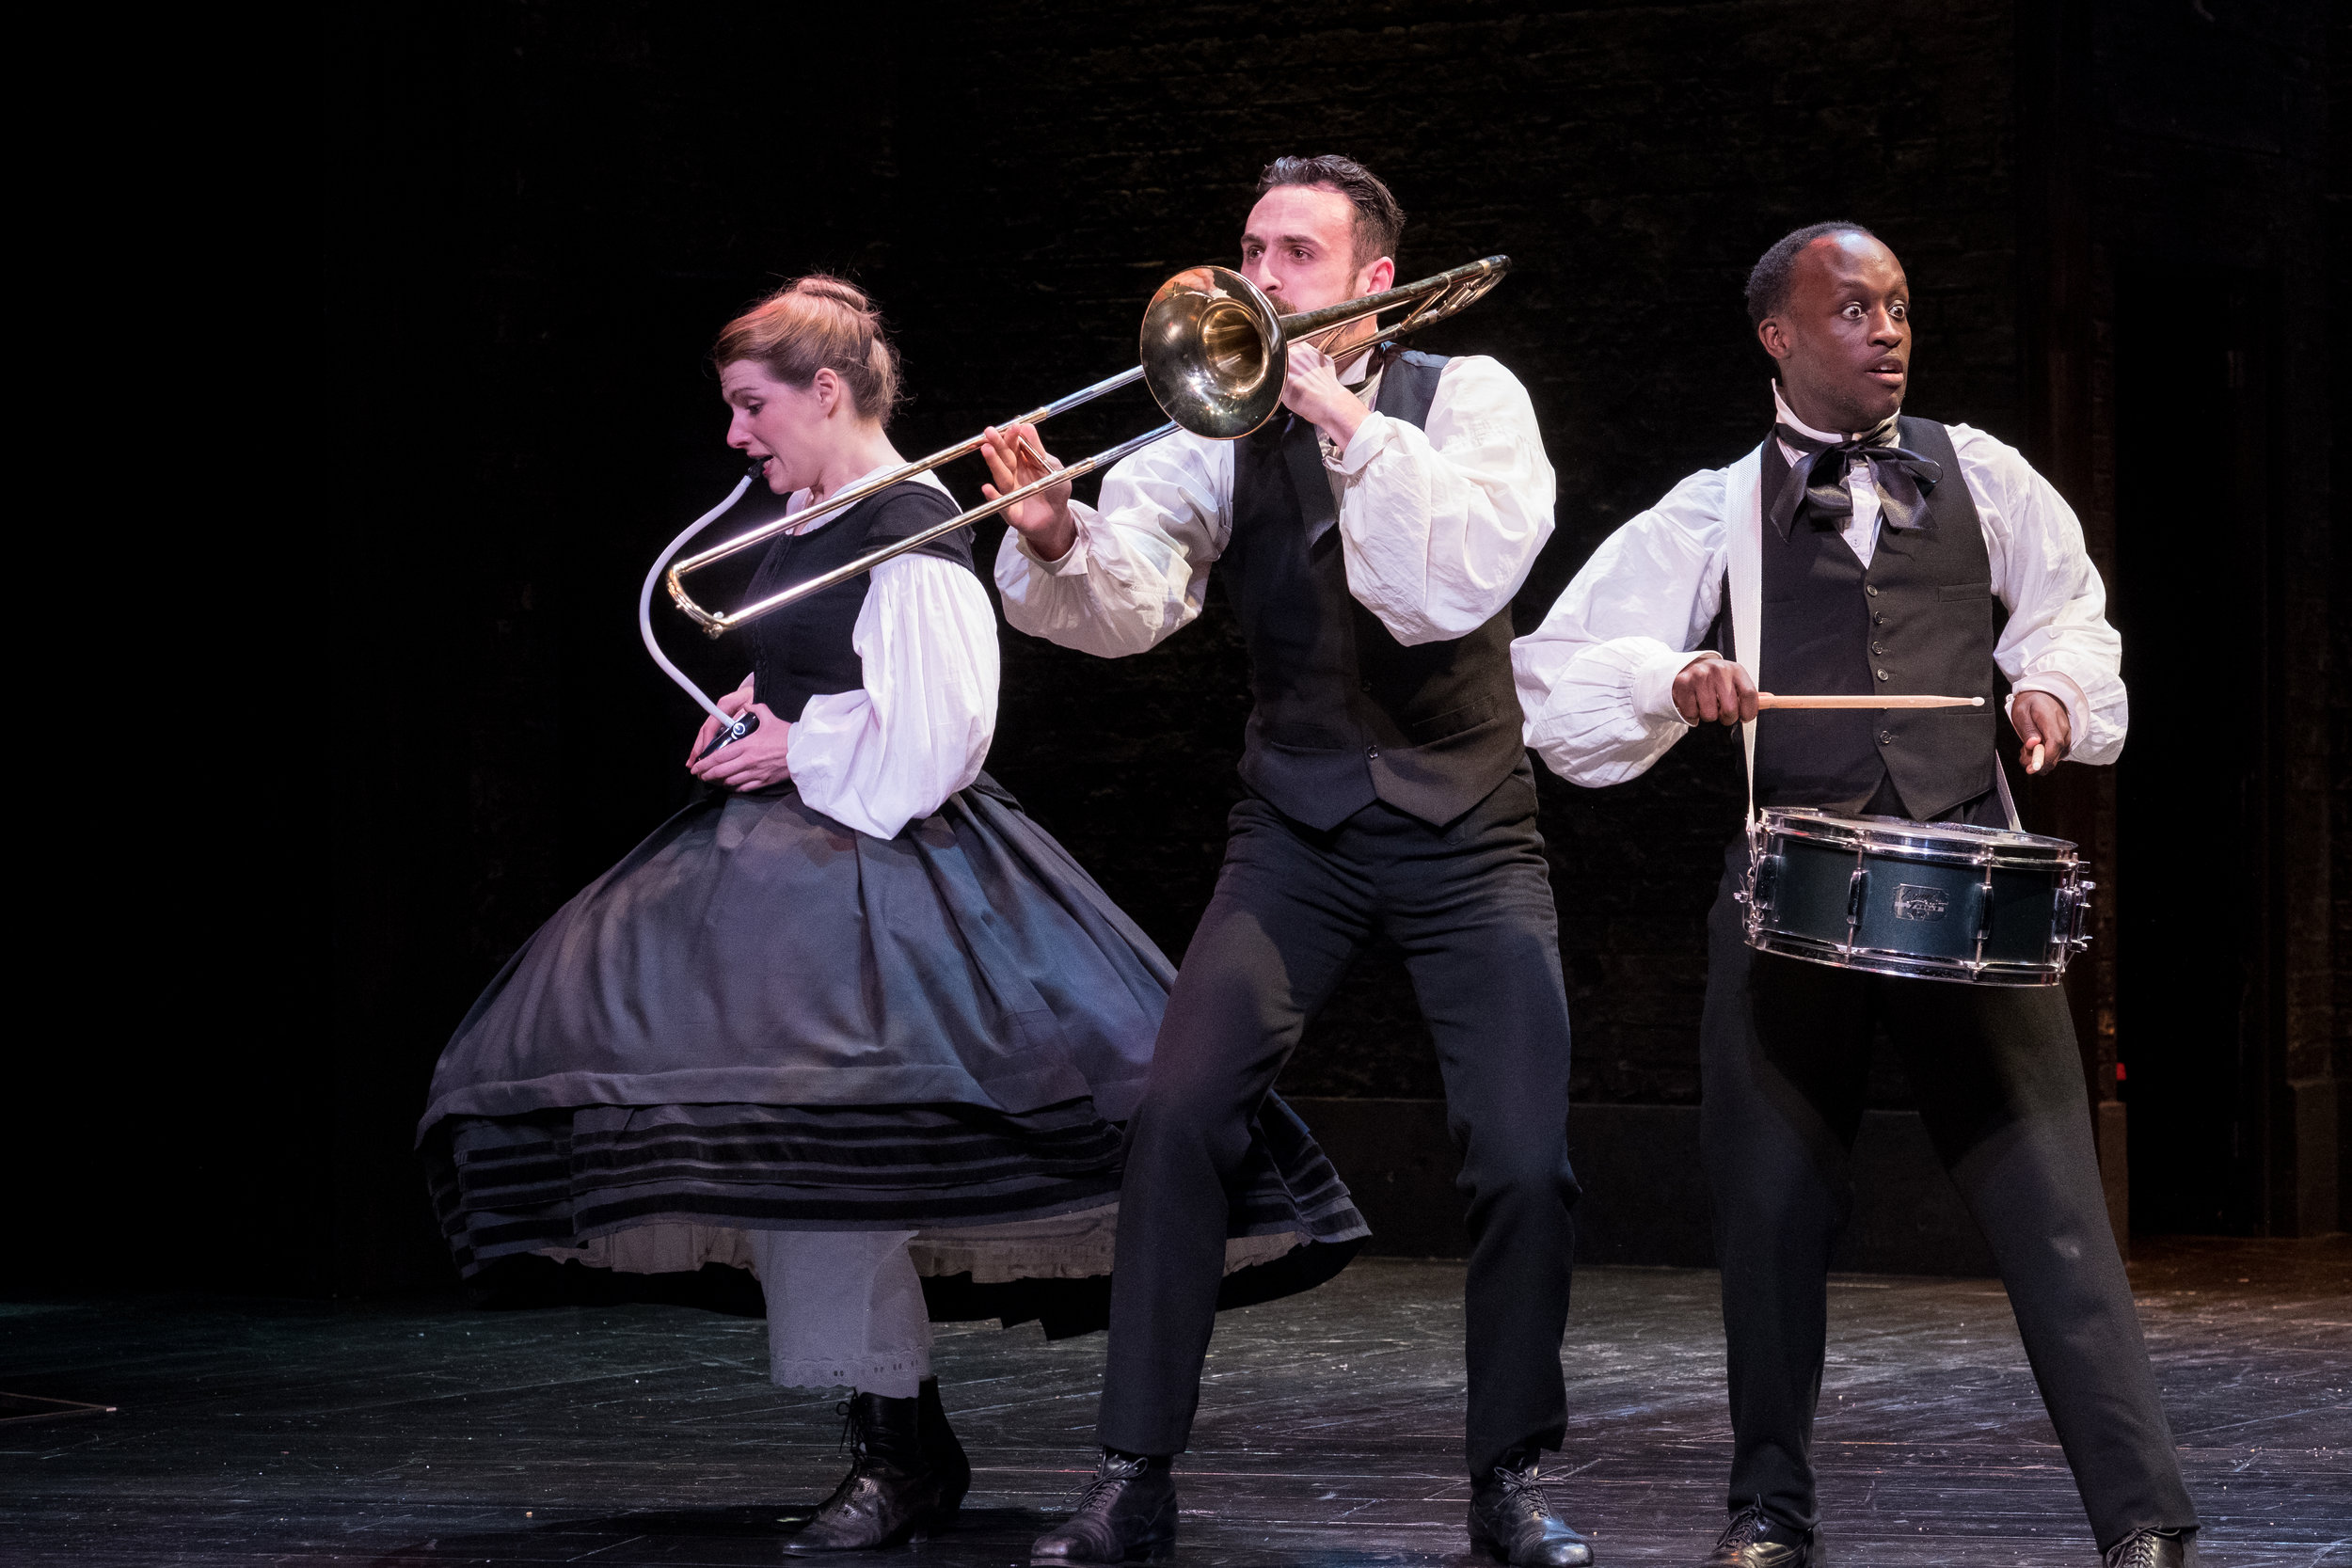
[1632,647,1721,727]
[1015,504,1097,575]
[1330,410,1392,475]
[2007,672,2090,753]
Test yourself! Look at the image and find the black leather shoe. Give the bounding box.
[788,1391,950,1551]
[1704,1505,1817,1566]
[1467,1459,1596,1566]
[917,1378,971,1514]
[1029,1450,1177,1562]
[2104,1528,2200,1567]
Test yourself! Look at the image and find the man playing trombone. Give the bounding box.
[984,154,1593,1568]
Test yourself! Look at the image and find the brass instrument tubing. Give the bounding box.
[700,422,1181,635]
[663,256,1511,637]
[662,363,1147,626]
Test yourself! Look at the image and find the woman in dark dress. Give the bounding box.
[419,277,1365,1549]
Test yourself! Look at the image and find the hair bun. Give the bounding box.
[794,277,872,314]
[712,274,902,426]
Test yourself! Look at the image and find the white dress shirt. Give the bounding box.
[993,355,1557,653]
[1512,388,2126,789]
[763,470,998,840]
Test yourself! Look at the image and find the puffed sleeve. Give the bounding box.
[1951,425,2129,766]
[1511,467,1733,787]
[992,431,1233,657]
[1332,356,1557,644]
[785,551,999,839]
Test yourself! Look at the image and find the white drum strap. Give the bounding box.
[1992,748,2023,832]
[1725,446,1766,827]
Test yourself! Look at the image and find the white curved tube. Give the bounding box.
[639,469,759,731]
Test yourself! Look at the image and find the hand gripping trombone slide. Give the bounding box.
[640,257,1513,751]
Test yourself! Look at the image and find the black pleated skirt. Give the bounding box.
[421,775,1366,1290]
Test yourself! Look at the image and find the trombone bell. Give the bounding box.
[1140,266,1286,440]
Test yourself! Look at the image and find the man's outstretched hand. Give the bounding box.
[1674,657,1758,726]
[979,422,1077,562]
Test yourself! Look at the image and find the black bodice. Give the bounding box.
[743,481,972,721]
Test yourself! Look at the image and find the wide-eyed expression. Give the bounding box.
[1759,231,1912,433]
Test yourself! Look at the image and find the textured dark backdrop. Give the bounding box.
[377,0,2029,1116]
[18,0,2331,1297]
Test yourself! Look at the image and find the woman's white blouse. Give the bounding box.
[768,473,998,840]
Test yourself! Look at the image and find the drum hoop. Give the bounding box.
[1759,809,2078,871]
[1747,929,2071,987]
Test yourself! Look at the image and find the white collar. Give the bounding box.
[1771,382,1906,446]
[1771,382,1850,444]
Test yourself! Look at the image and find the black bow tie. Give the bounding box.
[1768,416,1943,535]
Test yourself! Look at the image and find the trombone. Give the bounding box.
[642,256,1510,736]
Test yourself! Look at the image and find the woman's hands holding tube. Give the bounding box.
[979,423,1077,562]
[688,677,793,791]
[687,676,756,762]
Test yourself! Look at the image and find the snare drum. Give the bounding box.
[1740,808,2093,986]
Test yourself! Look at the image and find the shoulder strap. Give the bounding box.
[1372,347,1450,430]
[862,481,972,568]
[1724,444,1767,825]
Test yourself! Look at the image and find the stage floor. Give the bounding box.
[5,1242,2345,1566]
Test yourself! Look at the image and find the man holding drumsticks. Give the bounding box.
[985,155,1591,1567]
[1512,224,2199,1567]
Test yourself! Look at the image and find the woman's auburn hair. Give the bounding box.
[712,275,901,425]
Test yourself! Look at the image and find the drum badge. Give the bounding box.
[1893,883,1951,922]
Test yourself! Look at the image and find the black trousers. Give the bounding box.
[1701,836,2197,1550]
[1097,765,1579,1479]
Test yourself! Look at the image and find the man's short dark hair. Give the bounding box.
[1254,154,1405,270]
[1745,221,1880,325]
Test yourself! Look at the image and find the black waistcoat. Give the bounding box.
[743,482,971,721]
[1747,415,1997,819]
[1223,349,1527,831]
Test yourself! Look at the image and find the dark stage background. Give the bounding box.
[19,1,2337,1298]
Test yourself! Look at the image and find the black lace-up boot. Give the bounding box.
[1467,1455,1596,1566]
[1029,1449,1176,1562]
[2102,1527,2200,1567]
[1703,1505,1817,1567]
[917,1377,971,1515]
[787,1391,949,1551]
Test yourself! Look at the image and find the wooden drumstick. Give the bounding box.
[1755,694,1986,710]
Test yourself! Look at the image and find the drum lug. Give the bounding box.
[2065,879,2097,950]
[1972,870,1996,966]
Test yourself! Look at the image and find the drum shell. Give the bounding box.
[1744,811,2089,987]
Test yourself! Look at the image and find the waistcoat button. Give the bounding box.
[1366,745,1380,760]
[1866,584,1880,597]
[1871,641,1885,655]
[1876,669,1891,681]
[1880,730,1894,745]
